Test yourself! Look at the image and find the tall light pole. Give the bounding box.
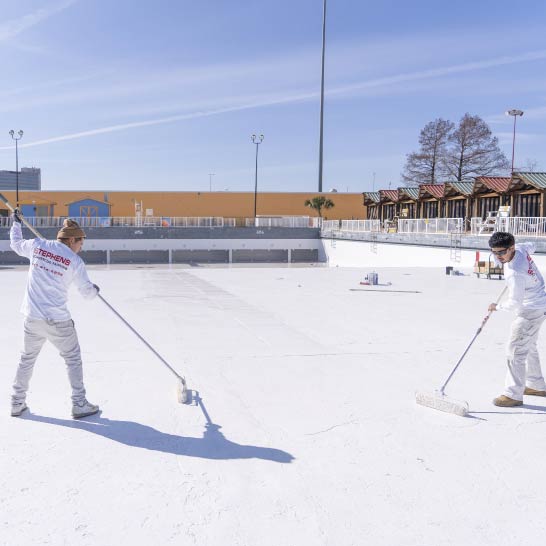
[505,109,523,175]
[9,130,24,207]
[251,134,264,220]
[318,0,327,193]
[208,173,215,192]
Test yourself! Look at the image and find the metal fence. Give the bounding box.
[0,215,322,229]
[339,220,382,232]
[245,216,321,228]
[0,216,230,228]
[470,216,546,237]
[397,218,463,234]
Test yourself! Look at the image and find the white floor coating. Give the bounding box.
[1,264,546,545]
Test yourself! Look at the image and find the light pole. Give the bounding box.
[251,134,264,220]
[505,109,523,174]
[9,130,24,207]
[318,0,327,193]
[208,173,215,192]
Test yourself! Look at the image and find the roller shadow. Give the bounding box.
[22,395,294,463]
[470,403,546,416]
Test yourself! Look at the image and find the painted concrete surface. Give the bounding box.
[2,264,546,545]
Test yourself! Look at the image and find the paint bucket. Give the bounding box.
[369,272,379,285]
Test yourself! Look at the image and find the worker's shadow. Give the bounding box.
[23,393,294,464]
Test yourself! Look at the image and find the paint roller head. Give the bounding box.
[177,378,190,404]
[415,390,469,417]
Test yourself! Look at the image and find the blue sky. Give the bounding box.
[1,0,545,193]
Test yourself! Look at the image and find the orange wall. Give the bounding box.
[0,191,367,220]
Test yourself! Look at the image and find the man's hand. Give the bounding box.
[12,208,22,224]
[488,303,497,313]
[93,284,100,294]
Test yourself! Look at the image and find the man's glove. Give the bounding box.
[93,284,100,294]
[12,208,22,224]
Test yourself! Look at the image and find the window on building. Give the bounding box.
[448,199,466,218]
[516,194,540,217]
[383,204,395,219]
[423,201,438,218]
[479,197,500,218]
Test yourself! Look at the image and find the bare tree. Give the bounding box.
[443,113,510,181]
[524,158,538,172]
[402,118,453,185]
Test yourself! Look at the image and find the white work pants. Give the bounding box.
[504,308,546,400]
[12,317,87,405]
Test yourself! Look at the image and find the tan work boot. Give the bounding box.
[524,387,546,397]
[493,395,523,407]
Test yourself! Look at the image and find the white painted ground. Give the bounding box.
[2,262,546,546]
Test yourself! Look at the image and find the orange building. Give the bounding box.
[0,191,366,220]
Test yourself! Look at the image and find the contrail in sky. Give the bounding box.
[0,0,78,42]
[1,48,545,151]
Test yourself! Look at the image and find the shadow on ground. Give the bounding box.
[23,410,294,464]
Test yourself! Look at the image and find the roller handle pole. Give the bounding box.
[0,193,43,238]
[439,286,508,394]
[97,294,184,382]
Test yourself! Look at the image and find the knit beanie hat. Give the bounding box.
[57,219,86,240]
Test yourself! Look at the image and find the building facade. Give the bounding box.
[0,168,41,191]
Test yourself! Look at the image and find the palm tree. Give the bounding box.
[304,196,335,217]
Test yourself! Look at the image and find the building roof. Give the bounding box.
[65,196,112,206]
[513,172,546,189]
[419,184,445,199]
[398,187,420,200]
[474,176,511,193]
[445,181,474,196]
[379,190,400,203]
[362,192,381,204]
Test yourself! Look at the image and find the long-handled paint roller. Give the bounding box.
[0,193,189,404]
[97,294,189,403]
[416,286,508,417]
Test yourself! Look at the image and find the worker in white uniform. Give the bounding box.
[9,211,100,418]
[488,231,546,407]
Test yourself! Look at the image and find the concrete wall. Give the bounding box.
[321,237,546,271]
[0,234,321,265]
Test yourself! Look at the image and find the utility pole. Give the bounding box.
[318,0,327,193]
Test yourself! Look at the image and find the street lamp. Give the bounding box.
[251,134,264,220]
[208,173,215,192]
[9,130,24,207]
[318,0,327,193]
[505,109,523,174]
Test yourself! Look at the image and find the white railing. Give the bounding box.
[245,216,321,228]
[0,216,228,228]
[321,220,341,231]
[339,220,381,232]
[0,215,317,229]
[397,218,463,234]
[471,216,546,237]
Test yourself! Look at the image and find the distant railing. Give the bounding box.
[339,220,381,232]
[0,215,321,229]
[245,216,321,228]
[397,218,463,234]
[471,216,546,237]
[0,216,230,228]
